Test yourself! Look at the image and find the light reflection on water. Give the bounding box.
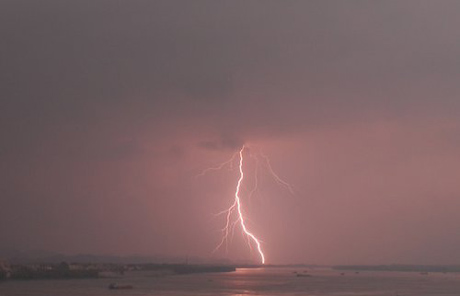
[1,267,460,296]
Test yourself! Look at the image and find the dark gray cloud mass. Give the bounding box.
[1,1,460,264]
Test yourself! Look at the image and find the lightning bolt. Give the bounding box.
[260,153,295,196]
[234,146,265,264]
[195,152,238,178]
[247,154,259,202]
[213,146,265,264]
[201,145,294,265]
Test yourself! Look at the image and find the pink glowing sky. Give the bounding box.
[1,1,460,265]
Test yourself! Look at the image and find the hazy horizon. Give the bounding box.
[2,0,460,266]
[5,248,460,267]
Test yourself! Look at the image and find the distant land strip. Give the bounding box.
[333,265,460,273]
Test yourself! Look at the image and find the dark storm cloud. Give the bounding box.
[2,0,460,143]
[1,1,460,264]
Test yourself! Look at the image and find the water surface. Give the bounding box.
[1,267,460,295]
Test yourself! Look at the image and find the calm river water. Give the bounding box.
[1,267,460,296]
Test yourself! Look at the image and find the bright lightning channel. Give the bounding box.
[200,145,294,265]
[213,146,265,264]
[233,146,265,264]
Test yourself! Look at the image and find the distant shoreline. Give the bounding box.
[4,262,460,281]
[0,263,239,281]
[333,264,460,273]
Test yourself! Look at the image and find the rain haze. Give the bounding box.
[1,0,460,266]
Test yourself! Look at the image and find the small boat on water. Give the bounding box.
[296,273,312,277]
[108,283,133,290]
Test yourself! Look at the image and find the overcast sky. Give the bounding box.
[1,0,460,265]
